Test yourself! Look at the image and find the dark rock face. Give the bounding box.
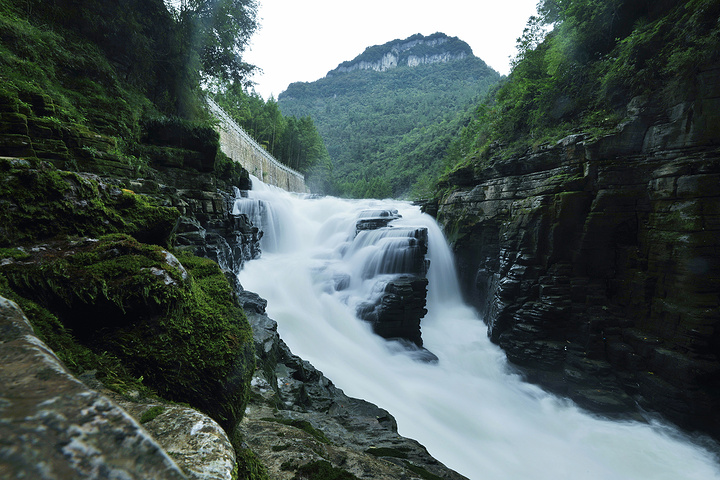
[437,67,720,437]
[357,275,429,347]
[173,198,262,276]
[241,305,466,480]
[126,170,261,275]
[355,208,402,232]
[351,212,431,347]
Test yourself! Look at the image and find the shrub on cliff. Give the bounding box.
[442,0,720,173]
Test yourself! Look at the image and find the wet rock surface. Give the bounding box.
[1,279,459,480]
[437,67,720,438]
[241,305,467,480]
[357,275,429,348]
[162,180,261,275]
[352,211,431,347]
[115,399,235,480]
[0,296,187,480]
[77,372,237,480]
[355,208,403,233]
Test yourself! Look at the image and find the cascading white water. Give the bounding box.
[237,177,720,480]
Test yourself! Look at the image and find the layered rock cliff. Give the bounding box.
[436,66,720,438]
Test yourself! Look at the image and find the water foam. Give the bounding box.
[236,181,720,480]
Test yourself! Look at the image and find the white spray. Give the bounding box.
[237,178,720,480]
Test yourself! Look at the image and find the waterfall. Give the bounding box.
[236,177,720,480]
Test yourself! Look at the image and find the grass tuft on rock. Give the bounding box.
[260,417,331,445]
[292,460,360,480]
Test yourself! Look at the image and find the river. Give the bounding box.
[236,178,720,480]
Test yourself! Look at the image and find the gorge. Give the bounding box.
[235,177,720,479]
[2,0,720,478]
[436,66,720,438]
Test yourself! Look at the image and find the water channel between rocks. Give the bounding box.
[236,177,720,480]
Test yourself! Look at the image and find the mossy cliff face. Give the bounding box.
[0,157,179,246]
[0,157,256,439]
[437,66,720,437]
[1,233,255,436]
[0,4,260,476]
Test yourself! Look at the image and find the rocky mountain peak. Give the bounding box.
[327,32,473,75]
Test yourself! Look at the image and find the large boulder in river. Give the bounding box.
[350,214,431,347]
[357,275,429,347]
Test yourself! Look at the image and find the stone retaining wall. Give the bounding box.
[207,98,307,193]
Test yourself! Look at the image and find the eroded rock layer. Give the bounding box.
[437,67,720,437]
[237,291,467,480]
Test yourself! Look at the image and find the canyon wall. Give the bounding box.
[437,67,720,437]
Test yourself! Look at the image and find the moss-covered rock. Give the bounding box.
[0,234,255,435]
[292,460,359,480]
[0,158,179,247]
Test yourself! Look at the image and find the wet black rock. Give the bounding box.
[241,307,465,479]
[355,209,401,233]
[173,190,261,275]
[351,214,431,347]
[437,67,720,437]
[357,275,429,347]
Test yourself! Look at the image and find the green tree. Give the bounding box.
[170,0,259,87]
[440,0,720,185]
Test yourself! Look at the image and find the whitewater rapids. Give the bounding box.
[236,179,720,480]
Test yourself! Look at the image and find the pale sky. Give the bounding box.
[244,0,540,99]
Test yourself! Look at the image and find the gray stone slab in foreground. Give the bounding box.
[0,296,187,480]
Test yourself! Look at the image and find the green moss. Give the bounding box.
[235,448,270,480]
[402,462,444,480]
[0,247,30,261]
[214,151,250,189]
[0,10,148,139]
[261,417,331,445]
[3,235,181,312]
[0,275,151,395]
[292,460,359,480]
[0,159,179,247]
[0,235,255,436]
[365,447,409,459]
[140,405,165,424]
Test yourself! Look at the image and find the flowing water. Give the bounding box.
[236,178,720,480]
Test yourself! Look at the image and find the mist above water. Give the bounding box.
[236,179,720,480]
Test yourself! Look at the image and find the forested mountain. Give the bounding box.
[278,33,501,198]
